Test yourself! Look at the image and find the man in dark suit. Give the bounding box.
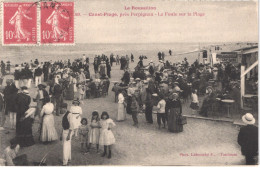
[43,62,49,82]
[34,65,43,87]
[238,113,258,165]
[53,79,63,116]
[3,80,17,116]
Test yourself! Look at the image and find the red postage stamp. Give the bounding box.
[3,2,37,45]
[40,2,74,44]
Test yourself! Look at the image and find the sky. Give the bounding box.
[75,0,258,43]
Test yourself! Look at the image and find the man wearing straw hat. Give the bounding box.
[53,79,63,116]
[237,113,258,165]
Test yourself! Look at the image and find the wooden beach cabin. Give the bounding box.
[234,46,258,109]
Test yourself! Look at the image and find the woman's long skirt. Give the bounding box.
[116,103,126,121]
[168,108,183,133]
[40,114,58,142]
[16,117,35,147]
[66,84,74,100]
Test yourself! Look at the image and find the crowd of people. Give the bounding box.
[113,54,246,127]
[0,54,122,165]
[0,49,258,165]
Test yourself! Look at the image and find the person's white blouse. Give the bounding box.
[157,99,166,113]
[40,102,54,116]
[70,106,82,115]
[191,93,199,103]
[118,93,124,104]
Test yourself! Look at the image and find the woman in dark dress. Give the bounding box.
[16,86,34,147]
[166,93,183,133]
[199,86,216,117]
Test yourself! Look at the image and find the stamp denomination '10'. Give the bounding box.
[3,2,37,45]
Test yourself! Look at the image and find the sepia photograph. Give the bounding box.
[0,0,258,166]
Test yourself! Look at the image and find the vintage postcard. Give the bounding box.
[0,0,258,166]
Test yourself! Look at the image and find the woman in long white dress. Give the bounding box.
[40,98,58,142]
[116,90,126,121]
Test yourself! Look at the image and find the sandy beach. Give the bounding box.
[0,42,255,65]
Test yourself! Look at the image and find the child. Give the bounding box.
[4,138,28,166]
[190,89,199,115]
[157,94,166,129]
[70,99,82,137]
[88,111,100,153]
[99,112,116,159]
[78,118,89,154]
[78,83,85,100]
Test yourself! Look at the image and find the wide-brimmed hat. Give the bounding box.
[168,92,178,100]
[147,78,152,81]
[171,92,178,97]
[72,99,80,105]
[242,113,255,125]
[22,89,29,95]
[143,80,148,84]
[38,84,46,89]
[21,86,28,90]
[152,93,158,97]
[206,86,214,92]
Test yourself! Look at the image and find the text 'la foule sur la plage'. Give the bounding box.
[87,6,205,17]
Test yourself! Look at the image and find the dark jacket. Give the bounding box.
[3,84,18,112]
[130,97,138,112]
[42,89,50,105]
[43,64,49,74]
[238,125,258,156]
[16,92,31,126]
[121,71,130,85]
[34,68,43,77]
[14,70,20,80]
[8,92,18,112]
[20,68,33,79]
[53,84,63,98]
